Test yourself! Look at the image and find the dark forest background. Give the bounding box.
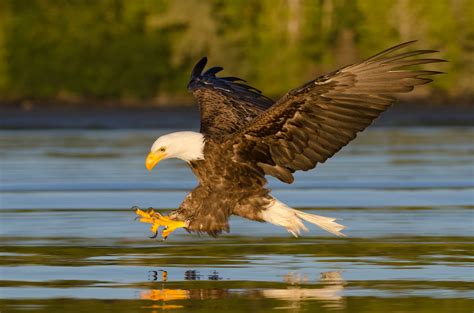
[0,0,472,107]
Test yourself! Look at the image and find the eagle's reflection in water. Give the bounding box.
[140,270,345,311]
[263,271,345,310]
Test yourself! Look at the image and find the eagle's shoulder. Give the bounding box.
[188,57,274,137]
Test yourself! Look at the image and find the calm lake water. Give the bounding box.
[0,127,473,312]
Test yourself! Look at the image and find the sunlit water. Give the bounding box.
[0,127,473,312]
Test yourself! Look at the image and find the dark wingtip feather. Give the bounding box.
[221,76,247,82]
[232,82,263,93]
[203,66,224,76]
[188,56,274,109]
[420,70,446,76]
[191,56,208,78]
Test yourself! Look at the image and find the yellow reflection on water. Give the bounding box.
[140,270,345,311]
[141,304,184,310]
[140,270,189,310]
[141,289,190,302]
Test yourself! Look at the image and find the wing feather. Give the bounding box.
[188,57,274,138]
[229,42,446,183]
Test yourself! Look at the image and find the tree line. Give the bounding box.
[0,0,471,105]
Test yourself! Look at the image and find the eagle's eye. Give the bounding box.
[159,147,166,152]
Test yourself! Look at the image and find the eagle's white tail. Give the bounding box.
[262,199,346,237]
[293,209,346,237]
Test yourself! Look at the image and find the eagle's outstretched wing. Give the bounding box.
[230,41,446,183]
[188,57,274,138]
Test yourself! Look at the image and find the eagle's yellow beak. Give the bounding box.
[146,151,165,171]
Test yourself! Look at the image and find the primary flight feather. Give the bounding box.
[136,41,445,239]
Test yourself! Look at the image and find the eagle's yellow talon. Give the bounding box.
[135,208,185,239]
[135,208,153,219]
[151,223,159,233]
[159,216,186,239]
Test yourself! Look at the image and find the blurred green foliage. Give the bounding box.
[0,0,472,103]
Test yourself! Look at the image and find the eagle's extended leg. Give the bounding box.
[134,207,186,240]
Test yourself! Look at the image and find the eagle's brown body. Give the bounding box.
[159,41,445,237]
[169,138,271,236]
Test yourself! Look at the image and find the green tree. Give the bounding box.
[0,0,471,103]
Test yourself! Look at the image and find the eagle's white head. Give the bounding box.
[146,131,205,171]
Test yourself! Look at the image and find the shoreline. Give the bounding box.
[0,101,472,129]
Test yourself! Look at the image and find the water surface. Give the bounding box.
[1,127,473,312]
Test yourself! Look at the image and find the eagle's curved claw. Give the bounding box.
[150,229,159,239]
[131,206,143,221]
[135,207,186,240]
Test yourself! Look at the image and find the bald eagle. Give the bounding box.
[136,41,445,239]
